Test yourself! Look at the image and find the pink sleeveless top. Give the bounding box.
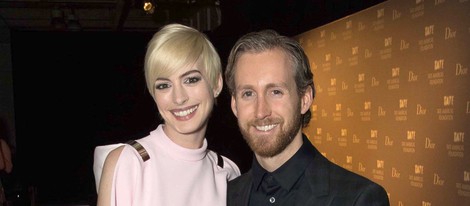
[109,124,240,206]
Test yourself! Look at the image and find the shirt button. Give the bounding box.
[269,197,275,203]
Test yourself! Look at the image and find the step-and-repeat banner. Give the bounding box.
[296,0,469,205]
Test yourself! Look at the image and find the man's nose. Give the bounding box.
[255,95,271,119]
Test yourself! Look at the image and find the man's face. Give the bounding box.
[231,48,309,157]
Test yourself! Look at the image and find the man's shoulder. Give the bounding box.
[228,169,252,189]
[305,154,389,204]
[308,152,385,189]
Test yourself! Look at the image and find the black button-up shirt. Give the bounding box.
[249,135,315,206]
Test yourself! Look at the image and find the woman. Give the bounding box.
[96,23,240,206]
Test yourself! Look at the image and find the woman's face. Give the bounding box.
[153,61,217,139]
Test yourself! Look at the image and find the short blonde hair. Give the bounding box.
[144,23,222,98]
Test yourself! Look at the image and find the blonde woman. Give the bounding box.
[95,23,240,206]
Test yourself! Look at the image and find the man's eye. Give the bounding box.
[272,90,283,95]
[184,76,201,84]
[242,91,253,98]
[155,83,170,90]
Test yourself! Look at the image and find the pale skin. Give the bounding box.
[231,48,313,172]
[97,61,223,206]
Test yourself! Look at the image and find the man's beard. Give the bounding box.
[239,104,302,158]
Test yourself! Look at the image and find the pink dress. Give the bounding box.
[97,124,241,206]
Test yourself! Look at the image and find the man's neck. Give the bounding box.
[255,132,304,172]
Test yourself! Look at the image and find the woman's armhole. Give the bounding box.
[97,146,125,206]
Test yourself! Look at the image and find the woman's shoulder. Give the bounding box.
[207,150,241,179]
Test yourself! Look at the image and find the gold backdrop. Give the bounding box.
[296,0,470,205]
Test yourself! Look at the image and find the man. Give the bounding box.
[224,30,390,205]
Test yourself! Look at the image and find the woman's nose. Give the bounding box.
[173,84,188,105]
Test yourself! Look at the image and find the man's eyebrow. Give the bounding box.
[265,82,289,89]
[235,82,288,92]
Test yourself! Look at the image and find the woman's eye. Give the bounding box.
[155,83,170,90]
[184,76,201,84]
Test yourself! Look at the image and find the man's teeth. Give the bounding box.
[174,106,198,117]
[256,124,276,132]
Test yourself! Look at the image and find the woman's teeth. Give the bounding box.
[173,106,198,117]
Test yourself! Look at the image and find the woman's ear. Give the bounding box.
[214,74,223,97]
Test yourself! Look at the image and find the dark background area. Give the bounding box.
[7,0,386,204]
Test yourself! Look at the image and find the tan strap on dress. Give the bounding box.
[126,140,150,162]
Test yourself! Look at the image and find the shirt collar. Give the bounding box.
[251,134,315,192]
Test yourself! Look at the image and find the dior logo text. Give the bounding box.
[392,167,401,178]
[393,9,401,20]
[433,173,444,185]
[358,162,366,172]
[385,136,394,146]
[353,134,360,143]
[467,101,470,114]
[400,40,409,50]
[408,71,418,81]
[378,106,386,116]
[342,81,348,90]
[416,104,426,115]
[371,77,379,86]
[425,138,435,149]
[445,27,456,39]
[455,63,468,75]
[385,37,392,47]
[365,49,372,58]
